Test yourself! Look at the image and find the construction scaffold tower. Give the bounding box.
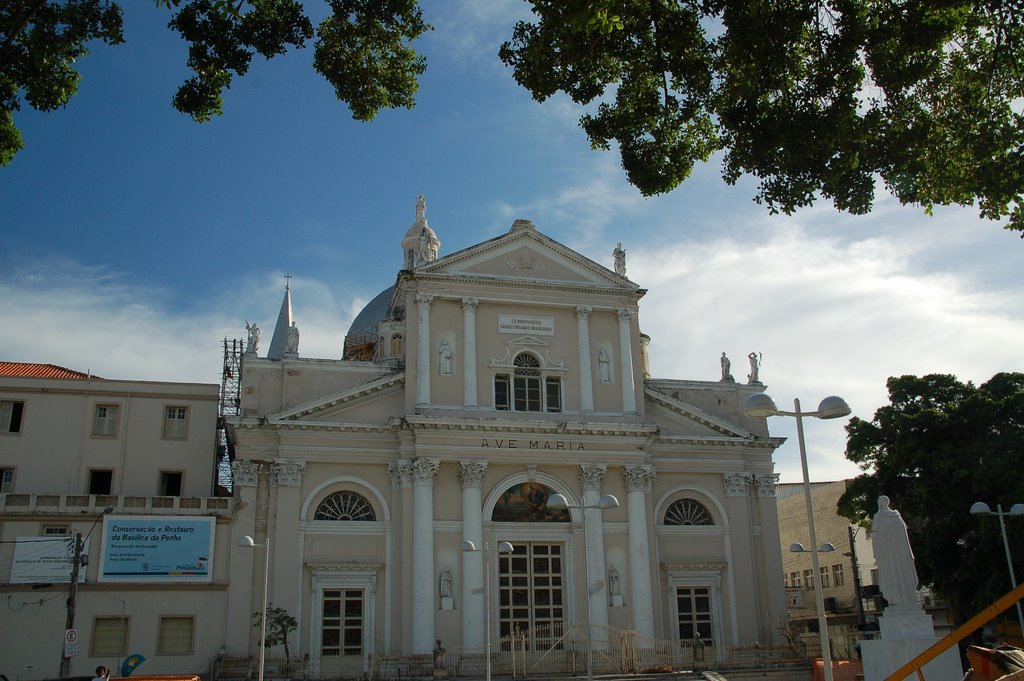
[216,338,243,494]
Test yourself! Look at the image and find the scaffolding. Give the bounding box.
[216,338,243,494]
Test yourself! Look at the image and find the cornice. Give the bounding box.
[402,415,657,438]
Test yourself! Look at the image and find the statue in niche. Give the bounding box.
[439,568,452,599]
[872,495,920,607]
[287,321,300,354]
[245,321,260,354]
[438,338,453,375]
[720,352,734,382]
[598,347,611,383]
[613,242,626,276]
[747,352,761,384]
[609,566,620,595]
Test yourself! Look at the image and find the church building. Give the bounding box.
[226,197,787,675]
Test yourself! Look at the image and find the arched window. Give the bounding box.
[494,353,562,412]
[664,498,713,526]
[315,491,376,521]
[390,334,403,357]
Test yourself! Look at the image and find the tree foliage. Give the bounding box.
[3,1,1023,235]
[253,603,298,657]
[1,0,427,155]
[501,0,1024,233]
[838,373,1024,623]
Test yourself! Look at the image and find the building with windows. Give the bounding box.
[224,201,789,675]
[0,201,793,678]
[778,481,879,660]
[0,362,231,676]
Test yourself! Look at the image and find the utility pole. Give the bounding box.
[60,506,114,677]
[59,532,84,677]
[847,525,866,629]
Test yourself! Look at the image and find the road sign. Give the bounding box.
[64,629,79,658]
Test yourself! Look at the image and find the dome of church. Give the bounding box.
[346,286,396,338]
[404,222,437,242]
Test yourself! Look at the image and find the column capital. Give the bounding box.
[416,293,434,306]
[388,459,413,489]
[622,464,656,492]
[578,463,608,492]
[754,473,780,497]
[576,305,592,320]
[616,308,633,323]
[410,457,440,486]
[461,297,479,310]
[232,460,262,488]
[724,472,752,497]
[270,460,306,487]
[458,461,488,488]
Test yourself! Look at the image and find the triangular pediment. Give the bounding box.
[269,374,405,424]
[419,221,637,291]
[644,386,754,439]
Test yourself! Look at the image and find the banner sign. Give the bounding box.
[498,314,555,336]
[99,516,214,583]
[11,536,88,584]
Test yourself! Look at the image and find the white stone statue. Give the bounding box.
[747,352,761,384]
[438,338,452,375]
[439,568,452,599]
[245,321,260,354]
[720,352,734,382]
[872,495,920,607]
[609,566,620,595]
[416,194,426,222]
[286,321,300,354]
[417,228,430,265]
[613,242,626,276]
[598,347,611,383]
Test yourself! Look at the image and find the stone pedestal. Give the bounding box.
[611,594,623,608]
[862,606,963,681]
[440,596,453,611]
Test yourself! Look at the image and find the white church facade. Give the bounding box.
[225,200,788,674]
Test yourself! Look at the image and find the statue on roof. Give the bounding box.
[613,242,626,276]
[287,321,300,355]
[416,194,426,222]
[747,352,761,384]
[245,321,260,355]
[720,352,734,382]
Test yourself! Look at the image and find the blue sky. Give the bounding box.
[2,1,1022,485]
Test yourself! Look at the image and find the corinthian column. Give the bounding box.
[416,294,433,407]
[576,306,594,412]
[622,464,656,639]
[462,298,479,408]
[617,309,636,413]
[410,457,439,651]
[458,461,488,647]
[579,463,610,644]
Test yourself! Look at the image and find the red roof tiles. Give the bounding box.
[0,362,98,379]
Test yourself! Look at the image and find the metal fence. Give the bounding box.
[217,624,807,681]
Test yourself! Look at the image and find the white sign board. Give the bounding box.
[498,314,555,336]
[11,536,88,584]
[99,516,215,583]
[64,629,79,658]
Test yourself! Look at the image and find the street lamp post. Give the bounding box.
[745,393,851,681]
[970,502,1024,635]
[60,506,114,677]
[546,492,619,681]
[460,539,514,681]
[239,535,270,681]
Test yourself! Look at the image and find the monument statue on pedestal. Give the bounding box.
[872,495,920,607]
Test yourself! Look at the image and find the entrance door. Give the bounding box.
[498,543,564,647]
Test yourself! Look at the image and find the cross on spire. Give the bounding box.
[284,272,292,290]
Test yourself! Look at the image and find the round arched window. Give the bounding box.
[315,491,376,521]
[664,499,713,526]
